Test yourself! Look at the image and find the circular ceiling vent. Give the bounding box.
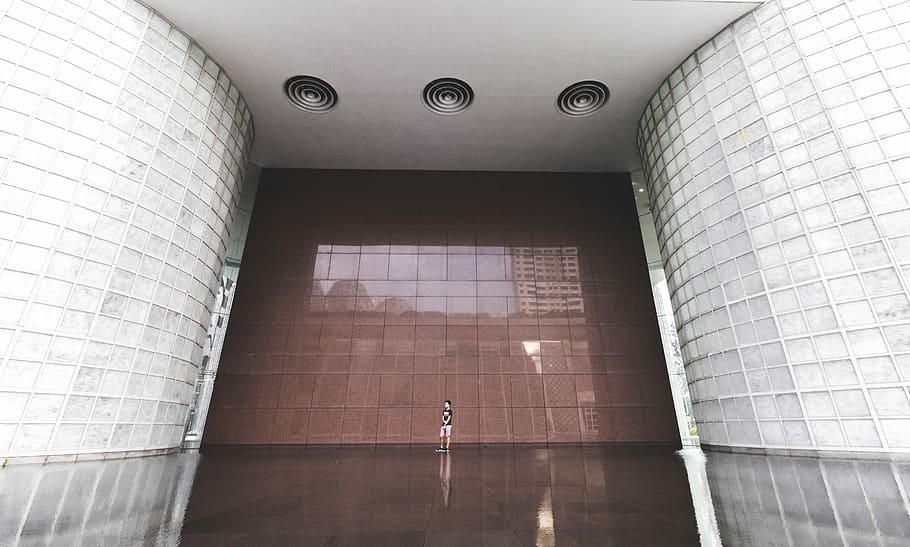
[284,75,337,113]
[557,80,609,117]
[422,77,474,115]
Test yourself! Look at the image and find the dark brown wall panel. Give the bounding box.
[204,170,678,446]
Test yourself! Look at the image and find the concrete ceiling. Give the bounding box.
[145,0,759,172]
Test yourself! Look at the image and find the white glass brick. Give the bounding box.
[843,419,881,447]
[803,391,835,417]
[777,393,804,417]
[810,419,845,446]
[869,388,910,416]
[846,329,887,357]
[11,424,53,451]
[880,419,910,447]
[833,389,871,416]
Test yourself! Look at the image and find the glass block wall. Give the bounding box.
[0,0,254,461]
[639,0,910,454]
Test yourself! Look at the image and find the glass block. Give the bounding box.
[843,419,881,447]
[806,307,839,330]
[850,242,889,268]
[837,301,876,326]
[793,363,826,388]
[828,275,865,301]
[759,420,785,444]
[833,389,871,417]
[803,391,835,417]
[761,342,786,365]
[769,290,801,319]
[871,293,910,321]
[880,419,910,448]
[81,424,112,449]
[11,424,54,451]
[1,359,38,389]
[10,331,52,360]
[853,71,888,97]
[846,328,888,355]
[861,90,897,116]
[861,146,898,181]
[840,218,879,245]
[786,337,817,362]
[810,420,845,446]
[782,420,811,445]
[860,267,902,295]
[0,392,30,422]
[883,324,910,352]
[776,393,803,417]
[839,121,875,145]
[811,227,845,251]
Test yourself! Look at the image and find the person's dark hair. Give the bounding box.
[444,400,451,406]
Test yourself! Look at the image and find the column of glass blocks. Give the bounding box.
[638,0,910,453]
[0,0,253,460]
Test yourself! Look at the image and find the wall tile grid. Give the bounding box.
[203,171,678,446]
[638,0,910,451]
[0,0,254,457]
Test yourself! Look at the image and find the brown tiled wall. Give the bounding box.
[203,170,678,445]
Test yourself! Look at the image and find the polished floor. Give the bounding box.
[0,446,908,546]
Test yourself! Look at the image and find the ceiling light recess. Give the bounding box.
[422,77,474,115]
[557,80,609,117]
[284,75,337,113]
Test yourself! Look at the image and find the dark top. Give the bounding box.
[442,408,452,426]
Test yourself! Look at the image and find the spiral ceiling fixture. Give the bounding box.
[556,80,610,117]
[422,77,474,115]
[284,75,338,113]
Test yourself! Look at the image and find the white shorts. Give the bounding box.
[439,425,452,437]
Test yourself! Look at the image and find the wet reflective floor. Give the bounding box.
[1,446,909,546]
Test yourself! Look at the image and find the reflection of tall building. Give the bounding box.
[510,247,583,314]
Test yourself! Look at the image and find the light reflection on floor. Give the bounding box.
[1,446,908,546]
[705,450,910,547]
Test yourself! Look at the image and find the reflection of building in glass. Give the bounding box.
[510,247,583,314]
[582,408,599,433]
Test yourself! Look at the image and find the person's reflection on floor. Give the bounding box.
[439,452,451,508]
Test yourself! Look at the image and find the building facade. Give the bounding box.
[1,0,908,461]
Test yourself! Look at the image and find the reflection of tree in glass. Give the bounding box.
[324,282,365,322]
[326,280,365,298]
[311,281,325,297]
[384,297,414,314]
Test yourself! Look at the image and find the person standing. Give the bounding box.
[435,400,452,452]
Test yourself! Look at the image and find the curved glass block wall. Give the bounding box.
[0,0,253,461]
[639,0,910,454]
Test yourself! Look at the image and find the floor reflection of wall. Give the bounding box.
[707,451,910,546]
[0,454,197,545]
[203,171,678,445]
